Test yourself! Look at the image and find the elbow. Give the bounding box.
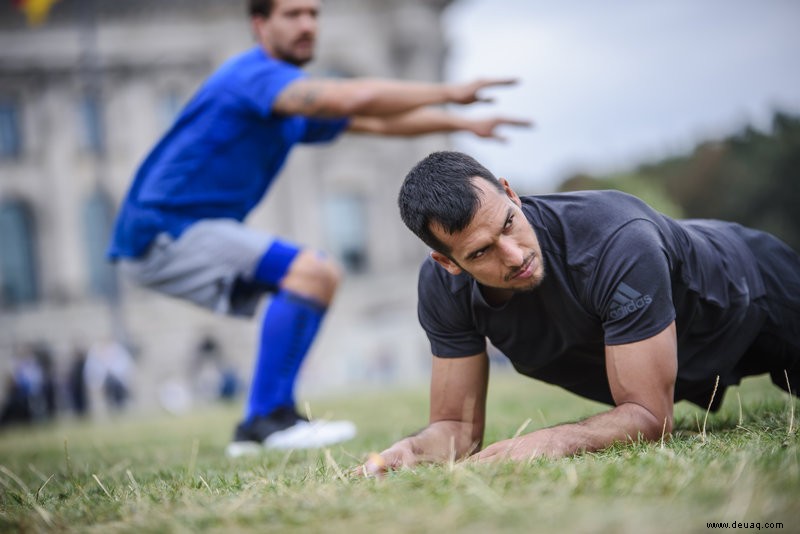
[645,415,673,442]
[624,402,673,442]
[642,410,673,442]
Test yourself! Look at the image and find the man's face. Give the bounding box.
[253,0,319,66]
[430,178,545,295]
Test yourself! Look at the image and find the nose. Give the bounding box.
[497,236,524,267]
[299,13,317,33]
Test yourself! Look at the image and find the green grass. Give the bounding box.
[1,372,798,533]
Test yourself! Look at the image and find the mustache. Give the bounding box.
[504,252,535,282]
[294,32,315,45]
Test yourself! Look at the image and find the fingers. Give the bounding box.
[473,78,520,100]
[454,78,521,105]
[349,452,386,479]
[365,452,388,477]
[470,117,533,140]
[470,446,504,463]
[503,118,534,128]
[477,77,520,88]
[351,445,415,479]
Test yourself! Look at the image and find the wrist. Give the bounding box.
[441,83,458,104]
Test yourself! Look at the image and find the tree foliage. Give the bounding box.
[559,111,800,251]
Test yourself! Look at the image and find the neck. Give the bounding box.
[479,285,514,307]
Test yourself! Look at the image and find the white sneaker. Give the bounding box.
[264,419,357,450]
[225,407,356,457]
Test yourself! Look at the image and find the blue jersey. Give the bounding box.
[108,47,349,259]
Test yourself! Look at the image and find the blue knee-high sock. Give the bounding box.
[245,290,326,421]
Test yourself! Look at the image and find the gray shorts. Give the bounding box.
[119,219,280,317]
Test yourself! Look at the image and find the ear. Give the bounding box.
[251,17,263,40]
[430,251,463,276]
[499,177,521,207]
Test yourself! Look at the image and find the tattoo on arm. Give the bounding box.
[300,86,320,109]
[278,82,323,115]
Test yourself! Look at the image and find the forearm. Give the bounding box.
[365,353,490,472]
[337,79,460,116]
[475,402,670,462]
[349,108,532,139]
[348,108,465,136]
[276,78,454,118]
[547,402,670,455]
[274,77,516,118]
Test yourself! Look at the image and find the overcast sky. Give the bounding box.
[442,0,800,192]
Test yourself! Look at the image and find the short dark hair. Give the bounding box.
[398,151,504,256]
[248,0,275,17]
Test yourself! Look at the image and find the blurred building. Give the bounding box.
[0,0,454,411]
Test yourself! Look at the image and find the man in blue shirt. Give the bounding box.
[360,150,799,473]
[108,0,529,456]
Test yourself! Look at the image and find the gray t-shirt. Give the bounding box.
[417,190,767,407]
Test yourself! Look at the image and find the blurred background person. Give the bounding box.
[67,343,90,418]
[106,0,529,457]
[84,337,135,418]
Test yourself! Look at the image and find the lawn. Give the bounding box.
[0,372,797,533]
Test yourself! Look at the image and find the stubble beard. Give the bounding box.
[280,35,315,66]
[503,252,545,293]
[511,253,546,293]
[467,252,547,296]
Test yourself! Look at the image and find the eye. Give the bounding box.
[503,215,514,231]
[470,247,489,260]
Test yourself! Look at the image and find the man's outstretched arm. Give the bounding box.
[347,107,532,140]
[362,352,490,473]
[272,77,518,118]
[472,322,678,462]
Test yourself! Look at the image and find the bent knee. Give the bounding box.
[280,250,342,305]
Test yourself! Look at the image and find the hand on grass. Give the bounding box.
[352,440,420,478]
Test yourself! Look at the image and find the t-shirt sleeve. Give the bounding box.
[236,56,305,117]
[417,260,486,357]
[235,57,349,140]
[588,219,676,346]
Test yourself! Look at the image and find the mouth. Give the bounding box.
[295,36,315,49]
[507,253,536,281]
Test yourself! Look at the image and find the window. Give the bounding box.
[0,98,22,160]
[320,66,355,79]
[158,88,184,132]
[323,193,368,273]
[82,187,118,298]
[79,92,106,156]
[0,199,39,307]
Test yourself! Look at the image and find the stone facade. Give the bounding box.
[0,0,455,412]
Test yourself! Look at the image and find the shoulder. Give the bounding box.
[523,191,673,307]
[418,256,472,297]
[212,47,304,86]
[200,48,306,115]
[524,190,667,251]
[524,190,656,226]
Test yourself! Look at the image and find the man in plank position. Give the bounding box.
[364,150,798,470]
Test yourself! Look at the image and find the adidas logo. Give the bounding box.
[609,282,652,320]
